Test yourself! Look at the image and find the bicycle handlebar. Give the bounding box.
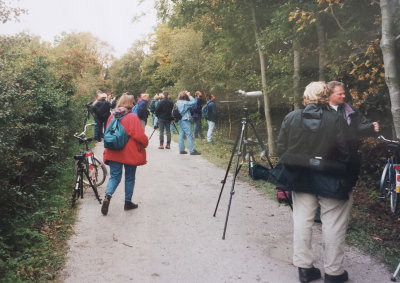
[378,135,400,144]
[74,124,95,143]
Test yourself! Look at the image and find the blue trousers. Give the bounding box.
[178,120,194,153]
[106,161,137,201]
[193,117,204,138]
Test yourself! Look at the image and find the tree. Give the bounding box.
[0,0,27,24]
[380,0,400,137]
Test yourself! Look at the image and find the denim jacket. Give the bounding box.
[177,97,196,121]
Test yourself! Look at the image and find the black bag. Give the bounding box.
[249,162,270,181]
[171,103,182,121]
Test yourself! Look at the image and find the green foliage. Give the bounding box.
[0,32,97,281]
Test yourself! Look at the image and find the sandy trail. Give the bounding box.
[60,126,390,283]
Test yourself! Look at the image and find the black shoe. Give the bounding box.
[180,151,188,154]
[190,150,201,155]
[324,271,348,283]
[124,201,138,210]
[299,267,321,283]
[101,194,112,215]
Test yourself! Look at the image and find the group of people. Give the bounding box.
[270,81,379,283]
[94,81,376,283]
[148,90,217,155]
[96,89,217,215]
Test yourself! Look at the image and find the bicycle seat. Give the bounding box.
[74,153,86,161]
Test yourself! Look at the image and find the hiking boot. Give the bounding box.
[299,267,321,283]
[101,194,112,216]
[324,271,348,283]
[165,144,170,149]
[180,151,188,154]
[158,143,164,149]
[124,201,138,210]
[190,150,201,155]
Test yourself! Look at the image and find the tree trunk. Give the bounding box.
[316,17,327,81]
[250,1,276,156]
[293,40,301,110]
[380,0,400,138]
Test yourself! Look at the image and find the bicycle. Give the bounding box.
[378,135,400,214]
[73,123,107,186]
[72,124,106,207]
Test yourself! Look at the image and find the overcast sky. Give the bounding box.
[1,0,158,58]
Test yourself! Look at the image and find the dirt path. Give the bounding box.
[60,126,391,283]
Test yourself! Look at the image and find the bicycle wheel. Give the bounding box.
[83,156,107,186]
[380,163,390,198]
[72,172,81,207]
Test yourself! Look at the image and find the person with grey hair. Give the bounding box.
[269,81,352,283]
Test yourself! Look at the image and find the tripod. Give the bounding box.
[148,121,179,141]
[213,106,273,240]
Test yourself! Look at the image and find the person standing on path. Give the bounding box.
[137,93,150,128]
[155,91,174,149]
[149,93,160,127]
[206,94,217,143]
[192,91,204,139]
[269,81,352,283]
[326,81,379,185]
[176,91,201,155]
[101,94,148,216]
[92,92,111,142]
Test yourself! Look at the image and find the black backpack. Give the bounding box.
[171,103,182,121]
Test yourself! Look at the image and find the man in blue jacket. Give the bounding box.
[206,94,217,143]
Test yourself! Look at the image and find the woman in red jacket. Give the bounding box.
[101,94,149,216]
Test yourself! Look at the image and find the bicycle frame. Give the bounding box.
[378,136,400,213]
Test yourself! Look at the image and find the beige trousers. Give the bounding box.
[292,191,353,275]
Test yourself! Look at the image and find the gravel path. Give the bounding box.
[60,126,392,283]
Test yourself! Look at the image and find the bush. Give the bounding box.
[0,35,83,280]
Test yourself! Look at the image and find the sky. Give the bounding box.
[1,0,158,58]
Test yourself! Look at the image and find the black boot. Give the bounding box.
[324,271,348,283]
[124,201,138,210]
[101,194,112,215]
[299,267,321,283]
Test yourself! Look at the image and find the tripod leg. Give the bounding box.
[222,121,247,239]
[248,121,273,168]
[173,122,179,134]
[213,129,241,217]
[84,170,102,204]
[392,261,400,281]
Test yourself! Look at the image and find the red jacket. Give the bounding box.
[103,113,148,166]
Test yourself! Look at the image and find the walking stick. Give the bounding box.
[148,125,158,141]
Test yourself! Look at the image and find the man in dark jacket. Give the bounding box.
[270,82,352,283]
[136,93,150,128]
[326,81,379,185]
[92,92,111,142]
[206,94,217,143]
[155,91,174,149]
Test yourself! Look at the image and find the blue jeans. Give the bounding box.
[178,120,194,153]
[106,161,137,201]
[94,118,106,141]
[159,119,171,144]
[207,120,215,142]
[193,117,204,138]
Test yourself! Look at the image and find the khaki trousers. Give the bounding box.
[292,191,353,275]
